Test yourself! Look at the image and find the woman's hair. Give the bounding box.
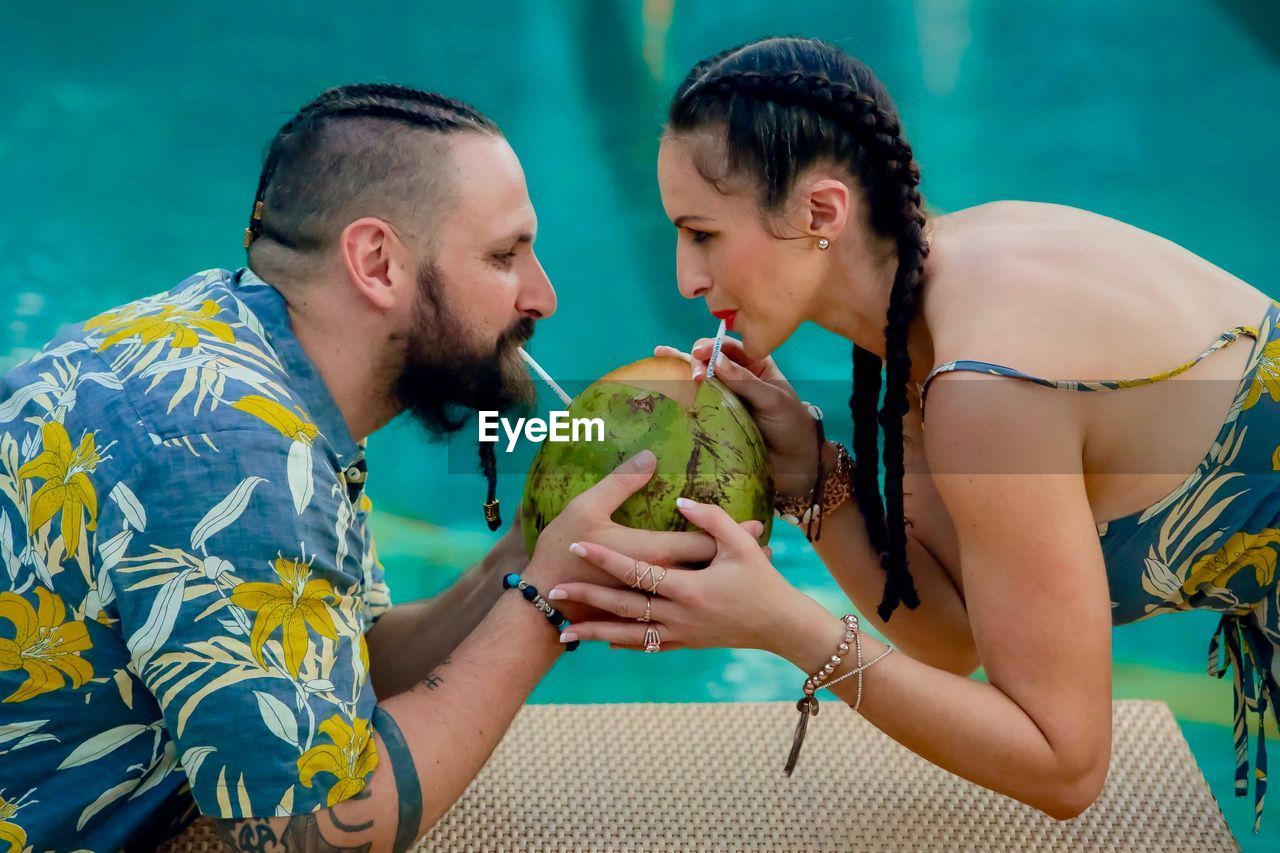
[667,37,925,622]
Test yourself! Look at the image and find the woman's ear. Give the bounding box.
[804,178,851,242]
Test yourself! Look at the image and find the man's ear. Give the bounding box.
[339,217,403,311]
[803,178,851,243]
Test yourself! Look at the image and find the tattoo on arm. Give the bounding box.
[212,814,371,852]
[422,655,451,690]
[329,788,373,834]
[210,671,439,852]
[371,706,425,853]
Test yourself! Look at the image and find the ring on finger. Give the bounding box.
[637,595,653,623]
[643,626,661,653]
[634,561,656,591]
[628,560,649,590]
[649,566,668,595]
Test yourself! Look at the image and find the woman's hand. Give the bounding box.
[525,452,765,623]
[654,338,819,498]
[547,496,825,655]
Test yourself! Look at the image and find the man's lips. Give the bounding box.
[711,309,738,331]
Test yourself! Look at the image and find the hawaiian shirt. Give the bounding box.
[0,268,392,851]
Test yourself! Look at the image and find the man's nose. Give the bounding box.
[518,255,557,319]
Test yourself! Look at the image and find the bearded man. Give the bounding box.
[0,84,729,851]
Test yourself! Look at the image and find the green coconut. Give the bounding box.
[520,355,774,553]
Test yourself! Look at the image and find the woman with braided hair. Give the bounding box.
[550,37,1279,831]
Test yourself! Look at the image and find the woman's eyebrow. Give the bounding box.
[673,215,712,228]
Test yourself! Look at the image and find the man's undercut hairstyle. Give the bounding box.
[245,83,500,272]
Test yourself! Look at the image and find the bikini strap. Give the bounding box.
[919,324,1258,420]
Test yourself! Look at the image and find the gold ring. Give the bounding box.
[643,626,661,653]
[637,596,653,623]
[628,560,647,590]
[649,566,668,595]
[634,561,656,591]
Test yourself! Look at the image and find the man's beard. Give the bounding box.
[392,260,537,438]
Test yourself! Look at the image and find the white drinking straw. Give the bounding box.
[704,318,727,381]
[517,347,573,407]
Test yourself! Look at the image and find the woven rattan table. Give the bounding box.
[162,699,1237,851]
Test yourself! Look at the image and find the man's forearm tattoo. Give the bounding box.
[371,705,425,853]
[212,814,371,852]
[422,655,451,690]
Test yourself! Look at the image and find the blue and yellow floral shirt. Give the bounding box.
[0,268,392,851]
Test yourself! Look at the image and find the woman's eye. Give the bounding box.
[689,230,712,244]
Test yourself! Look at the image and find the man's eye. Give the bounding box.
[493,252,517,267]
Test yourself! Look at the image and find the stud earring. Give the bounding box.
[817,238,830,250]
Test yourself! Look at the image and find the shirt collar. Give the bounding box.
[231,267,361,467]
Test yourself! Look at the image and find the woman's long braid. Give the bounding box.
[689,69,926,621]
[877,149,927,621]
[852,345,887,556]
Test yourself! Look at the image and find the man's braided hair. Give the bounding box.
[246,84,505,528]
[245,83,499,254]
[668,38,926,622]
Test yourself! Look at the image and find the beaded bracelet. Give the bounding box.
[502,573,580,652]
[773,404,854,542]
[783,613,894,776]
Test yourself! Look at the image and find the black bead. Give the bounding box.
[521,585,539,602]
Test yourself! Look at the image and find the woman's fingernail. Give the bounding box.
[625,449,656,471]
[692,366,704,380]
[569,542,587,557]
[560,632,578,643]
[676,497,695,509]
[548,588,568,600]
[748,520,764,536]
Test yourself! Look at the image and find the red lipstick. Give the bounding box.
[711,309,737,331]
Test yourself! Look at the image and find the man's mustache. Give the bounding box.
[499,317,536,351]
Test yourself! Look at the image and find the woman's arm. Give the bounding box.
[807,436,978,674]
[668,339,978,673]
[557,376,1113,819]
[808,376,1113,817]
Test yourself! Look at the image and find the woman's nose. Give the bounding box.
[676,255,711,300]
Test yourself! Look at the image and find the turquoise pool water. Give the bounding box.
[4,0,1278,846]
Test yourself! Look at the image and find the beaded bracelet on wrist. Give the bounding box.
[502,572,579,652]
[783,613,894,776]
[775,436,854,541]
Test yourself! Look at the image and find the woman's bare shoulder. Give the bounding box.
[919,200,1259,377]
[920,202,1098,359]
